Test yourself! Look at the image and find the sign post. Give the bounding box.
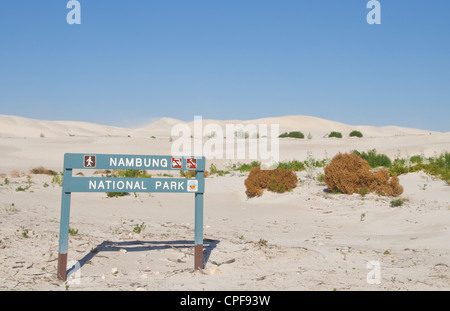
[57,153,206,281]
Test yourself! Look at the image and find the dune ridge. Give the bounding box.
[0,114,443,139]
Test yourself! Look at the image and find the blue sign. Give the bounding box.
[57,153,206,281]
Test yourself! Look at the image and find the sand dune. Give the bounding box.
[0,114,442,139]
[0,114,449,291]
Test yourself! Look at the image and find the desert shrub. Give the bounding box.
[390,198,405,207]
[180,170,208,178]
[410,155,424,164]
[328,131,343,138]
[353,149,392,168]
[245,167,298,197]
[324,153,403,196]
[30,167,57,175]
[209,163,229,176]
[279,131,305,139]
[118,169,151,178]
[277,160,305,171]
[107,192,129,198]
[388,159,409,176]
[388,152,449,182]
[349,130,363,138]
[236,161,261,172]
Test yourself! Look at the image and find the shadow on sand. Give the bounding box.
[67,239,219,277]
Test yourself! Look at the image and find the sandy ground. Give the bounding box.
[0,115,449,291]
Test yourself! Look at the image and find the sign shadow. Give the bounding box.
[67,239,219,277]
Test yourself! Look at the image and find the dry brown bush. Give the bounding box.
[245,167,298,197]
[324,153,403,196]
[30,166,57,175]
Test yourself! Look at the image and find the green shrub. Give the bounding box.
[277,160,305,171]
[349,130,363,138]
[209,163,229,176]
[388,159,409,176]
[51,172,64,187]
[118,170,151,178]
[388,152,449,182]
[279,131,305,139]
[390,199,405,207]
[236,161,261,172]
[358,187,369,197]
[353,149,392,168]
[410,155,424,164]
[328,131,343,138]
[106,192,129,198]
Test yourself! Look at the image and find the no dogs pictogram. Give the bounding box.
[186,158,197,169]
[171,157,182,169]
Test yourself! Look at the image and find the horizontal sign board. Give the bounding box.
[65,177,204,193]
[64,153,206,171]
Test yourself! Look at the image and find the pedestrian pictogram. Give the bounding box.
[172,157,182,169]
[84,155,96,168]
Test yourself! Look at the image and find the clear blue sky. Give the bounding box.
[0,1,449,131]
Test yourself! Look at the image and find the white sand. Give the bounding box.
[0,114,449,291]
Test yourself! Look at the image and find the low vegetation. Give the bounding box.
[353,149,392,168]
[328,131,343,138]
[324,153,403,196]
[349,130,363,138]
[279,131,305,139]
[106,169,151,198]
[30,167,58,175]
[245,167,298,197]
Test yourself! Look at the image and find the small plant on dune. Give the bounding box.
[390,198,405,207]
[209,163,229,176]
[69,227,79,235]
[106,192,129,198]
[257,238,268,247]
[358,187,369,197]
[316,172,326,183]
[349,130,363,138]
[328,131,343,138]
[133,222,146,234]
[279,131,305,139]
[180,170,208,178]
[118,169,152,178]
[51,172,64,187]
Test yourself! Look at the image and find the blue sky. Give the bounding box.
[0,1,449,131]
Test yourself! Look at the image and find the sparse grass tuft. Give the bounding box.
[30,167,57,175]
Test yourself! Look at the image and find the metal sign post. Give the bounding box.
[57,153,206,281]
